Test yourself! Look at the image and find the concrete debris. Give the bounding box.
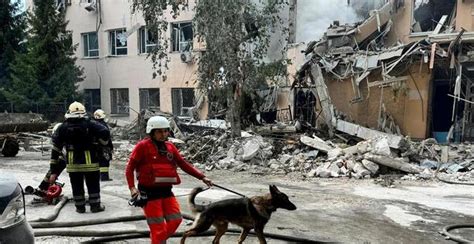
[300,135,333,153]
[108,118,473,182]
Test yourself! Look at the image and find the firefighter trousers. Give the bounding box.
[143,196,182,244]
[99,159,111,181]
[69,171,101,209]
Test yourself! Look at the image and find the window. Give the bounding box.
[139,27,157,54]
[82,32,99,57]
[109,28,127,55]
[171,22,193,52]
[139,88,160,111]
[83,89,101,112]
[411,0,456,33]
[171,88,194,116]
[110,88,129,114]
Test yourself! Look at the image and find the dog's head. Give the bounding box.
[269,185,297,211]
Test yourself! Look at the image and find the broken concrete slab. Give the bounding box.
[353,162,371,178]
[300,135,334,153]
[365,154,422,174]
[372,137,391,156]
[241,137,262,161]
[335,119,404,149]
[361,159,380,175]
[327,148,343,161]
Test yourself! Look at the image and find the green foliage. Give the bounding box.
[0,0,26,102]
[132,0,288,135]
[2,0,83,114]
[131,0,188,78]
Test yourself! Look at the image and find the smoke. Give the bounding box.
[296,0,363,43]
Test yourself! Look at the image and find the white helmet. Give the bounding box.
[146,116,170,133]
[94,109,106,120]
[68,101,86,114]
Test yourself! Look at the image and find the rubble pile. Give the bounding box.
[111,124,473,182]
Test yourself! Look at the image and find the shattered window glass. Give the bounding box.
[110,88,129,114]
[412,0,456,33]
[139,26,157,54]
[109,28,128,55]
[139,88,160,111]
[171,22,193,52]
[171,88,194,116]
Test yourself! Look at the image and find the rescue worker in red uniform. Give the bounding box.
[50,102,110,213]
[125,116,212,244]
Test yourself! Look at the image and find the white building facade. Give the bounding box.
[27,0,206,121]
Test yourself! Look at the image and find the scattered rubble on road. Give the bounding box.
[109,110,474,184]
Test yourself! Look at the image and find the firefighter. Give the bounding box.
[125,116,212,244]
[35,123,66,194]
[49,102,110,213]
[93,109,114,181]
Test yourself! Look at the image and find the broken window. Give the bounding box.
[83,89,101,113]
[110,88,129,114]
[411,0,456,33]
[171,22,193,52]
[138,26,157,54]
[109,28,128,55]
[82,32,99,57]
[139,88,160,111]
[171,88,194,116]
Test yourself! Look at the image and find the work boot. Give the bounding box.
[76,206,86,213]
[90,204,105,213]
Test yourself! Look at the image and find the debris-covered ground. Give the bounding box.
[2,150,474,243]
[112,117,474,186]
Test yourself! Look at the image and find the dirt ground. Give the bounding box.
[1,150,474,244]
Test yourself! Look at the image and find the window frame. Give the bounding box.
[139,88,160,111]
[171,22,193,52]
[410,0,456,34]
[110,88,129,115]
[138,26,158,54]
[83,89,101,112]
[171,88,195,116]
[82,32,99,58]
[108,28,128,56]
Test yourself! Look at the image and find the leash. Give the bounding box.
[212,183,247,198]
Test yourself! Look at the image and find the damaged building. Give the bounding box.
[287,0,474,143]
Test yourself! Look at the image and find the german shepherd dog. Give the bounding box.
[181,185,297,244]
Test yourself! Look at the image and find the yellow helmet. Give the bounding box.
[94,109,106,120]
[68,101,86,114]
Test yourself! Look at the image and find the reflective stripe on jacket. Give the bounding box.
[125,138,205,188]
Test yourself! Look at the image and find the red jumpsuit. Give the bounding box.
[125,138,205,243]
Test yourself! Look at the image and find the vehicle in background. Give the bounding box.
[0,173,35,243]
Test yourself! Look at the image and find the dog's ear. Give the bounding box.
[269,185,281,195]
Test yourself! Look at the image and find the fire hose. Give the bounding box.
[441,223,474,244]
[32,211,335,243]
[30,194,336,243]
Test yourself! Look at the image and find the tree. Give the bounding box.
[2,0,82,117]
[0,0,26,103]
[133,0,287,137]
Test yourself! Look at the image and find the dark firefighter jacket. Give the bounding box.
[50,117,110,174]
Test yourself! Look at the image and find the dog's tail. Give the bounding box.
[188,187,206,214]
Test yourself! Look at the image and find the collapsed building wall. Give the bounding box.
[325,63,431,139]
